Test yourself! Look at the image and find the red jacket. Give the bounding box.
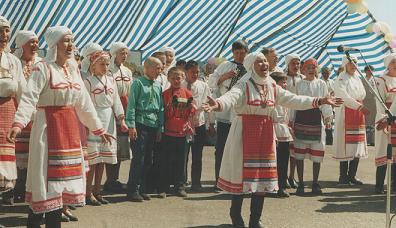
[163,87,196,137]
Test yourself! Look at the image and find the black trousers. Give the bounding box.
[159,135,187,192]
[325,128,333,145]
[127,123,157,194]
[186,125,206,187]
[215,122,231,182]
[27,208,62,228]
[277,142,290,189]
[376,164,396,188]
[147,141,162,193]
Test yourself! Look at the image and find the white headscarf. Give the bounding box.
[0,16,10,53]
[284,53,300,71]
[14,30,38,58]
[158,46,176,68]
[110,41,128,66]
[80,42,103,73]
[384,53,396,70]
[243,52,263,73]
[44,26,72,63]
[341,55,358,69]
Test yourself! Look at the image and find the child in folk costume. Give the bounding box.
[104,42,134,193]
[0,17,27,205]
[80,42,103,80]
[13,30,41,203]
[183,60,216,192]
[270,72,294,198]
[8,26,114,227]
[203,52,341,228]
[284,53,304,189]
[374,54,396,194]
[293,59,333,196]
[84,50,128,206]
[159,67,196,198]
[333,55,370,185]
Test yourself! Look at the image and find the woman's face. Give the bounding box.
[388,59,396,76]
[288,58,300,75]
[303,64,317,79]
[22,38,39,56]
[115,48,128,65]
[164,51,175,65]
[92,58,110,76]
[345,61,357,75]
[253,55,269,78]
[0,26,10,52]
[57,34,75,60]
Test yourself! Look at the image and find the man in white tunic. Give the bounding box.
[362,65,377,146]
[333,56,369,185]
[261,47,283,74]
[208,40,248,189]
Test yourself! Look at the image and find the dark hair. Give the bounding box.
[232,40,249,52]
[168,67,184,76]
[185,60,199,70]
[364,65,374,71]
[176,59,186,67]
[151,51,166,58]
[261,47,276,56]
[270,72,287,83]
[321,66,330,73]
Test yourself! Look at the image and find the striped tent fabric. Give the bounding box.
[2,0,392,77]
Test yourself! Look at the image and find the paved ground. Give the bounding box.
[0,145,395,228]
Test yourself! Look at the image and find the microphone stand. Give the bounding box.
[345,51,395,228]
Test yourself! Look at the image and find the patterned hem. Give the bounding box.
[26,192,85,214]
[217,178,278,194]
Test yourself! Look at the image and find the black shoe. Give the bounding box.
[176,189,187,197]
[349,177,363,185]
[61,213,70,222]
[141,193,151,201]
[213,185,222,192]
[248,219,265,228]
[296,185,304,196]
[94,195,109,204]
[104,181,125,193]
[288,178,298,189]
[126,192,144,202]
[86,196,102,206]
[191,185,204,192]
[64,210,78,221]
[375,185,385,194]
[285,181,291,189]
[277,189,290,198]
[337,177,350,186]
[311,183,323,195]
[68,205,77,210]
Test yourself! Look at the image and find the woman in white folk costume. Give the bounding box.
[7,26,114,227]
[203,52,341,228]
[293,59,333,196]
[0,17,26,205]
[104,42,133,193]
[159,46,176,76]
[333,55,369,185]
[84,50,128,205]
[12,30,41,203]
[284,53,304,189]
[374,53,396,194]
[80,42,103,80]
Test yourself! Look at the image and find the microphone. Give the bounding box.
[337,45,360,52]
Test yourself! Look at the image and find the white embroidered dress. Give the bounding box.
[13,61,104,213]
[84,74,124,165]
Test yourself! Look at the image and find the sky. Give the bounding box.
[365,0,396,33]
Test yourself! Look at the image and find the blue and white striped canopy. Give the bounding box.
[2,0,392,77]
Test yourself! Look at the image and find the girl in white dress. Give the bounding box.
[84,50,127,205]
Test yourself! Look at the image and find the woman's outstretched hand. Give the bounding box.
[320,97,344,107]
[202,96,219,113]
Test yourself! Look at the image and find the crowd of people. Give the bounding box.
[0,15,396,228]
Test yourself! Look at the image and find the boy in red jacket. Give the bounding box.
[159,67,196,198]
